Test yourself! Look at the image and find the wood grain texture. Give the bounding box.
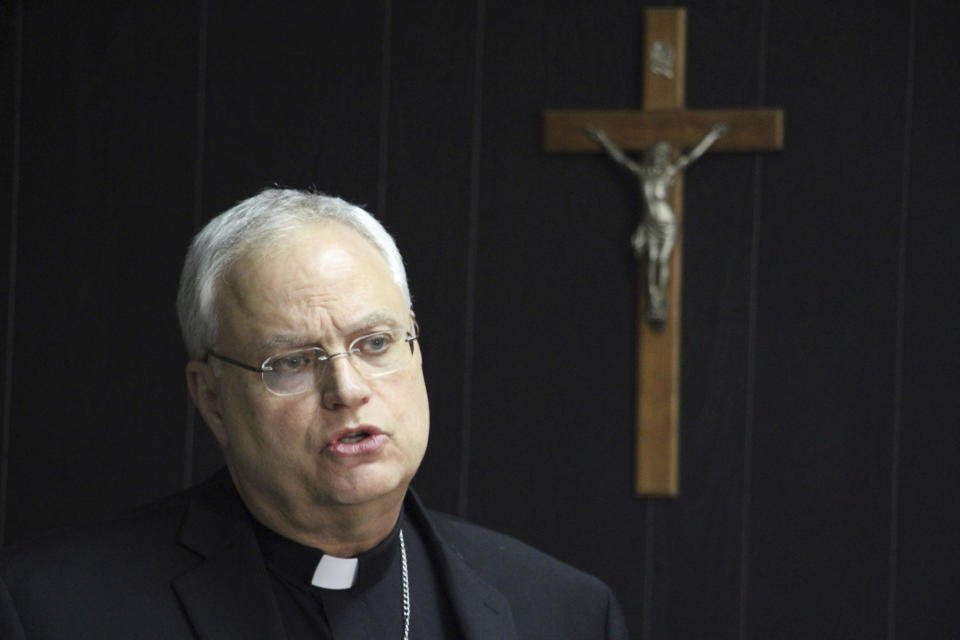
[543,108,784,152]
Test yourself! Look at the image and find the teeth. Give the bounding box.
[339,432,368,444]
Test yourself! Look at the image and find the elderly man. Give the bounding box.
[1,189,627,639]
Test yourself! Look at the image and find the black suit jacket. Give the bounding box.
[1,471,627,639]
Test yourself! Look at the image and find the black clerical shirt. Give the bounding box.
[254,509,459,639]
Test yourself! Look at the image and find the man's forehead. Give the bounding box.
[216,223,408,349]
[250,219,379,258]
[229,221,388,283]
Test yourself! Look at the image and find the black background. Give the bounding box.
[2,1,957,638]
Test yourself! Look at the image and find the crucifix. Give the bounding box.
[543,7,784,496]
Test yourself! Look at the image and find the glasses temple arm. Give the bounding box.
[206,351,264,373]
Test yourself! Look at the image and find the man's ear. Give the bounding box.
[186,360,229,447]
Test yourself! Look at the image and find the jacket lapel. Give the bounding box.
[438,555,519,640]
[405,492,519,640]
[171,473,287,640]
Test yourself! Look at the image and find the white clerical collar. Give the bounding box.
[310,554,359,590]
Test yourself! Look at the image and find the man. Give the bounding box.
[1,189,628,639]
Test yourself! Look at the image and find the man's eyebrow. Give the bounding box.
[253,311,407,353]
[253,334,312,353]
[349,310,405,333]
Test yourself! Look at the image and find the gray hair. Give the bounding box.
[176,188,411,360]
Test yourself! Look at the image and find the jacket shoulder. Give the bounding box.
[0,483,221,639]
[423,509,629,639]
[1,490,194,588]
[427,509,603,586]
[0,469,236,572]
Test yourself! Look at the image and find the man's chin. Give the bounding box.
[316,467,411,508]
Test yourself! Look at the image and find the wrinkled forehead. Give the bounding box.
[219,221,404,318]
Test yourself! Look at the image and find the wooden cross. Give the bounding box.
[542,7,784,496]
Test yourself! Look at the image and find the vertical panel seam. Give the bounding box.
[887,2,916,638]
[641,503,655,640]
[182,0,209,490]
[457,0,485,518]
[377,0,392,217]
[739,1,770,638]
[1,0,24,546]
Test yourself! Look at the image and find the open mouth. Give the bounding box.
[338,431,370,444]
[327,427,386,456]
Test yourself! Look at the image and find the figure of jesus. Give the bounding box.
[587,123,727,330]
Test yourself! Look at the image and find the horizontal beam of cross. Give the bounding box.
[543,108,784,153]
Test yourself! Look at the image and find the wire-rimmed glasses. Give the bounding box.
[206,324,419,396]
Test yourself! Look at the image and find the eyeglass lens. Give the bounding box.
[261,328,414,395]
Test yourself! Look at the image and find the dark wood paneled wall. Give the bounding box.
[2,1,957,637]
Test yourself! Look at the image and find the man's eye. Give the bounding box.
[272,353,312,373]
[357,333,395,354]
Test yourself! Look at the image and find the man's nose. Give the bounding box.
[319,353,371,411]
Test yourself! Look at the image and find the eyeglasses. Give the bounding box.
[206,324,419,396]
